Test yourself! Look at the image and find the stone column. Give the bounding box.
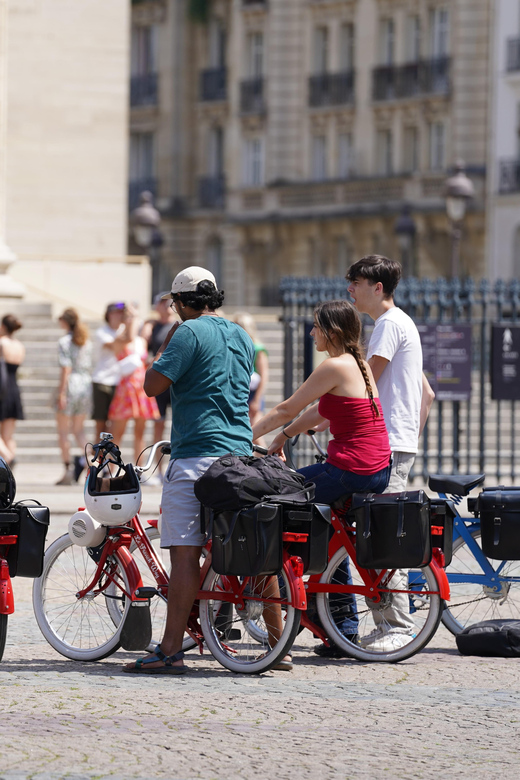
[0,0,23,297]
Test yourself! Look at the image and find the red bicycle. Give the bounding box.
[32,437,305,673]
[0,535,15,661]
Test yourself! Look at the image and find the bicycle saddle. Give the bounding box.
[428,473,485,496]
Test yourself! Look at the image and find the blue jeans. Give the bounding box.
[298,461,391,637]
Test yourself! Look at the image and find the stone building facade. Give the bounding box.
[130,0,491,305]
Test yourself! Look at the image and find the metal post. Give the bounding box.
[450,223,462,278]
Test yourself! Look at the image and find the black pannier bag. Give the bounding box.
[477,488,520,559]
[211,503,283,577]
[351,490,432,569]
[2,502,50,578]
[194,453,314,513]
[430,498,456,567]
[456,619,520,657]
[282,504,331,574]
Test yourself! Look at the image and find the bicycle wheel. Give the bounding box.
[316,546,443,662]
[199,565,301,673]
[32,534,131,661]
[0,613,7,662]
[442,529,520,634]
[129,526,199,652]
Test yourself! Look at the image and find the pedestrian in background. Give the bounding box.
[0,313,25,465]
[141,292,179,482]
[55,308,92,486]
[232,312,269,446]
[91,302,126,440]
[108,303,159,465]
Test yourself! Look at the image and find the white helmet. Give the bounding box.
[84,461,142,526]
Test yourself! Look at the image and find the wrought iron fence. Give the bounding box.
[372,57,450,101]
[308,71,355,107]
[280,276,520,482]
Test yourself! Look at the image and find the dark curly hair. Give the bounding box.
[173,280,225,311]
[346,255,402,299]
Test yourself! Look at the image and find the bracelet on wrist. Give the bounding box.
[282,427,292,439]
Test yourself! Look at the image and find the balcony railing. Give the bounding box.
[242,0,267,5]
[309,71,355,107]
[128,177,157,211]
[199,174,226,208]
[200,68,227,101]
[507,38,520,72]
[240,77,265,114]
[499,159,520,194]
[130,73,158,107]
[373,57,450,101]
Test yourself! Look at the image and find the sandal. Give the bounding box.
[272,654,293,672]
[123,644,186,675]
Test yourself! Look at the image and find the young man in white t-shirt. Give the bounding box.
[345,254,435,650]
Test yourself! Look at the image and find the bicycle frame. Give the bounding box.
[301,507,450,639]
[0,539,15,615]
[74,512,308,654]
[438,491,520,586]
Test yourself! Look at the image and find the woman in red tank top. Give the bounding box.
[252,299,391,504]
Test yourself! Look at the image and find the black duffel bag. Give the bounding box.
[350,490,432,569]
[456,619,520,657]
[211,503,283,576]
[477,488,520,559]
[194,453,314,513]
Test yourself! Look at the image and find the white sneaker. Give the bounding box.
[358,628,385,647]
[363,632,415,652]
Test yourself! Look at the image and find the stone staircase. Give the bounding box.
[0,301,284,464]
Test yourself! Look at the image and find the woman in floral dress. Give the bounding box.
[108,305,159,465]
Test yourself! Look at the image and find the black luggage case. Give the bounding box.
[478,488,520,559]
[282,503,331,574]
[211,502,283,577]
[1,504,50,578]
[351,490,432,569]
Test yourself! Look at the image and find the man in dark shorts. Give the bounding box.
[91,303,127,440]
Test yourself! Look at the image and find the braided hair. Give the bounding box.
[313,300,380,416]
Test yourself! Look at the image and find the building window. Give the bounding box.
[430,7,449,58]
[406,15,421,62]
[247,32,264,77]
[243,137,264,186]
[130,132,155,181]
[206,237,223,284]
[208,126,224,176]
[311,135,328,180]
[314,26,329,73]
[209,18,227,68]
[429,121,446,170]
[335,236,352,276]
[376,129,393,175]
[339,23,355,71]
[338,132,354,178]
[131,25,158,76]
[379,18,395,65]
[403,127,419,172]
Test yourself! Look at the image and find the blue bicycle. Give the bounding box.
[428,473,520,634]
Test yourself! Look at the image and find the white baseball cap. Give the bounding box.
[161,266,217,299]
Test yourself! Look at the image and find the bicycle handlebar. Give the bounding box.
[134,440,171,475]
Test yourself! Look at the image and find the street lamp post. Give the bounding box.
[130,191,164,299]
[394,204,417,276]
[443,161,475,278]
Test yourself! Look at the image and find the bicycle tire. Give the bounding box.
[441,528,520,635]
[32,534,131,661]
[0,613,7,662]
[316,546,443,662]
[129,526,198,652]
[199,564,301,673]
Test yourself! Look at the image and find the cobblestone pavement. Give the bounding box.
[1,466,519,780]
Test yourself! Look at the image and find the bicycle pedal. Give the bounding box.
[134,586,158,599]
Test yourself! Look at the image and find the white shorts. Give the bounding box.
[160,456,218,547]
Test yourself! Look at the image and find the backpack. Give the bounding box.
[194,453,315,513]
[456,619,520,657]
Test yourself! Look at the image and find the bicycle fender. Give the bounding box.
[115,547,145,601]
[0,559,14,614]
[429,556,450,601]
[285,559,307,611]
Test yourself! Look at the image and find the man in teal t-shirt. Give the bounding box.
[123,267,253,675]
